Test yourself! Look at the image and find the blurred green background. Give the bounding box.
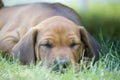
[79,1,120,41]
[2,0,120,41]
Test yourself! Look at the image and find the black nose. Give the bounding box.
[53,59,69,71]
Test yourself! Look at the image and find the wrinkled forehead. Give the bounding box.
[38,16,80,37]
[36,16,81,45]
[38,26,80,45]
[41,24,78,35]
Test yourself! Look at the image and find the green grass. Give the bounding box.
[0,40,120,80]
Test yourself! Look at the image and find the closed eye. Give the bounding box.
[69,43,80,48]
[40,43,53,48]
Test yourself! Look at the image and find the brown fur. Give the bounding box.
[0,3,101,67]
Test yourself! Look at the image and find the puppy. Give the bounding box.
[0,2,101,70]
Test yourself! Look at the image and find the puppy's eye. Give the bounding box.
[69,43,80,48]
[42,43,53,48]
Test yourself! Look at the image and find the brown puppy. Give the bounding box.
[0,2,101,70]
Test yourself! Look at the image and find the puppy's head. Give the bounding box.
[12,16,100,71]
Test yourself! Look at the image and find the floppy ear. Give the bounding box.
[11,27,38,65]
[79,26,101,63]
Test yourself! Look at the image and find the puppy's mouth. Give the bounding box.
[52,60,70,72]
[52,62,80,73]
[39,60,80,73]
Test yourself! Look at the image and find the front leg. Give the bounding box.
[0,32,19,52]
